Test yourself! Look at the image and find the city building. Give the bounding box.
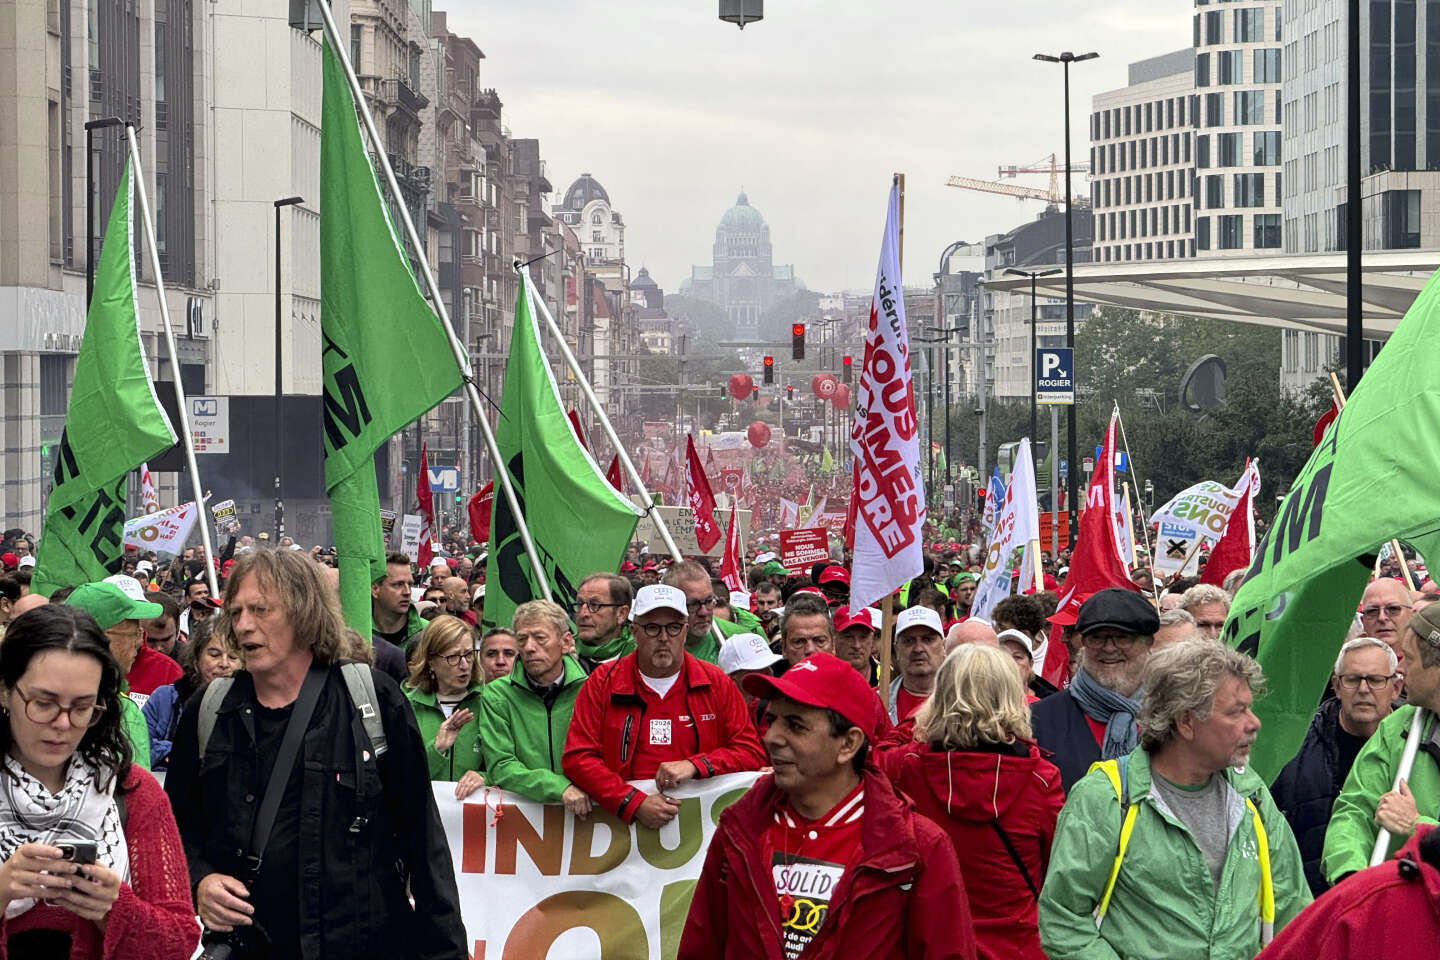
[1090,49,1198,263]
[680,191,799,338]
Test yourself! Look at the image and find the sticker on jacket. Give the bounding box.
[773,855,844,959]
[649,718,672,745]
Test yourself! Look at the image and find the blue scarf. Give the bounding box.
[1068,667,1141,760]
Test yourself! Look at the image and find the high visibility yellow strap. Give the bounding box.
[1247,798,1276,944]
[1089,759,1132,931]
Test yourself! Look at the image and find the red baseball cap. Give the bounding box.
[832,606,875,634]
[0,553,16,570]
[790,585,824,598]
[817,565,850,586]
[744,652,879,741]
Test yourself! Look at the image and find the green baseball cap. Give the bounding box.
[761,561,789,576]
[64,580,164,630]
[951,572,980,585]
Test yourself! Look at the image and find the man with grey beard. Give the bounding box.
[1031,588,1159,792]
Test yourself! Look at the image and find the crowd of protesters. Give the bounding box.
[0,519,1436,960]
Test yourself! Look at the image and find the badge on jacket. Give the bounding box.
[650,718,672,745]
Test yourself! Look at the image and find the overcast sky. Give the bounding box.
[448,0,1192,294]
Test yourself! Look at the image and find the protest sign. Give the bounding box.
[1150,469,1253,577]
[123,501,198,555]
[778,528,830,569]
[379,509,397,546]
[440,773,758,959]
[400,513,422,563]
[210,498,240,534]
[633,503,751,558]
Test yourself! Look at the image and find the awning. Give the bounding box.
[981,251,1440,340]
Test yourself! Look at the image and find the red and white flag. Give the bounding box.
[685,434,721,552]
[846,179,925,610]
[1042,411,1140,685]
[139,462,159,515]
[417,442,437,569]
[1199,459,1261,587]
[719,501,743,592]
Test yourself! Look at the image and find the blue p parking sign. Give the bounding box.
[1036,348,1075,405]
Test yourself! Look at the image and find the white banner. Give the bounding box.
[123,501,198,555]
[1150,464,1258,577]
[139,462,159,514]
[439,773,759,958]
[778,498,800,529]
[971,438,1040,621]
[847,180,925,610]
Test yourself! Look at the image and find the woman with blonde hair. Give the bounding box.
[878,643,1064,960]
[406,616,485,799]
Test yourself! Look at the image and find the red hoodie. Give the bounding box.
[1256,825,1440,959]
[878,739,1063,960]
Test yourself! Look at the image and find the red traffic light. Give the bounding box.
[842,355,853,366]
[763,356,774,366]
[791,323,806,337]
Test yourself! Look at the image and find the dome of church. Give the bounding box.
[632,266,658,289]
[563,173,610,211]
[718,191,766,233]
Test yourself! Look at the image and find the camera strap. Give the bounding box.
[247,665,326,876]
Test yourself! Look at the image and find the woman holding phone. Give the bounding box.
[0,603,199,959]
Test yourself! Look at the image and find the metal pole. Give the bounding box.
[1346,0,1364,391]
[314,0,551,599]
[1050,405,1060,552]
[942,339,951,490]
[926,346,935,500]
[84,117,124,308]
[1030,273,1038,443]
[1063,57,1080,539]
[123,125,219,597]
[461,289,472,502]
[273,196,302,544]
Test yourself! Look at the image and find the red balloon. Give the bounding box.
[831,384,851,408]
[728,373,754,399]
[810,373,838,400]
[747,421,771,448]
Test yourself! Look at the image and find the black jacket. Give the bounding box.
[1271,697,1353,895]
[165,662,467,959]
[1029,689,1101,794]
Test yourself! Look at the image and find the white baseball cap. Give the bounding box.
[895,605,944,639]
[997,628,1038,658]
[16,556,34,569]
[718,633,784,675]
[103,573,150,603]
[755,552,777,563]
[630,584,688,620]
[729,590,752,610]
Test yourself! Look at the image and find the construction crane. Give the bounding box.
[946,152,1091,204]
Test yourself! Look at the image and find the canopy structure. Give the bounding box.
[981,251,1440,340]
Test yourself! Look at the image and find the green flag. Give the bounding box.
[482,271,643,630]
[321,38,462,635]
[1224,268,1440,782]
[34,160,176,596]
[821,444,835,473]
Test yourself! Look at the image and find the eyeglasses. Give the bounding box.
[1337,673,1394,691]
[685,596,719,611]
[576,599,624,613]
[1080,632,1144,650]
[432,649,476,667]
[1360,604,1412,621]
[1193,620,1227,631]
[636,621,687,639]
[12,687,106,728]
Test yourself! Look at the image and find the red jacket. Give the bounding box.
[878,739,1062,960]
[678,767,977,960]
[2,765,200,959]
[1256,825,1440,959]
[126,645,183,698]
[562,652,765,823]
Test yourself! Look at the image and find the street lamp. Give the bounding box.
[719,0,762,28]
[1034,49,1098,535]
[1005,267,1062,444]
[926,324,967,496]
[83,117,124,308]
[273,196,304,543]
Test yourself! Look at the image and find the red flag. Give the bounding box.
[416,443,437,569]
[1312,401,1338,447]
[468,482,494,545]
[842,464,859,551]
[1042,412,1140,685]
[685,435,722,552]
[606,455,623,492]
[719,501,743,592]
[1199,466,1256,587]
[567,409,588,450]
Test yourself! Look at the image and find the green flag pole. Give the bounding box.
[313,0,548,599]
[124,124,220,597]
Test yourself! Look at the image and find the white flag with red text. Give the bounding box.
[139,462,159,515]
[971,438,1040,621]
[846,179,925,610]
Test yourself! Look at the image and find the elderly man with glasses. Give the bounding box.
[563,585,766,829]
[573,572,635,665]
[661,560,725,664]
[1031,588,1160,793]
[1358,578,1416,674]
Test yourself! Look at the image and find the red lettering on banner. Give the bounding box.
[461,802,488,873]
[494,804,566,875]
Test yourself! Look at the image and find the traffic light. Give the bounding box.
[785,384,794,402]
[976,488,986,512]
[719,384,727,400]
[751,385,759,399]
[763,355,774,384]
[791,323,806,360]
[842,355,853,383]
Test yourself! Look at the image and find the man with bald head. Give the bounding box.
[9,593,48,619]
[945,618,998,652]
[442,576,476,625]
[1359,578,1415,670]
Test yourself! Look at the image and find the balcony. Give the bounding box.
[381,78,429,118]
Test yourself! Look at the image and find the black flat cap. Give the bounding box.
[1075,587,1160,636]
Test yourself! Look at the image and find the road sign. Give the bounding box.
[427,465,460,493]
[1059,459,1068,482]
[1035,348,1075,405]
[1082,457,1095,474]
[189,396,229,453]
[1094,446,1128,471]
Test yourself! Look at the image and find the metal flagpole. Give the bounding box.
[313,0,550,599]
[123,125,220,598]
[1113,403,1160,597]
[521,269,726,644]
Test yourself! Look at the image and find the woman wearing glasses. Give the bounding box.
[406,616,486,799]
[0,604,199,959]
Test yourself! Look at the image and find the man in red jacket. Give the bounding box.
[562,584,765,829]
[679,652,977,960]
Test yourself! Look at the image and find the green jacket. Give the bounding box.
[728,607,764,635]
[1322,704,1440,882]
[1038,747,1310,960]
[576,622,634,663]
[685,616,748,664]
[406,684,486,782]
[477,656,588,803]
[121,691,149,772]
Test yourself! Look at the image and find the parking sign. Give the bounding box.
[1035,348,1075,405]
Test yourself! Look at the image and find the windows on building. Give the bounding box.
[1206,92,1224,126]
[1205,174,1225,208]
[1254,213,1282,247]
[1254,47,1281,82]
[1219,214,1244,249]
[1235,7,1264,42]
[1218,50,1241,84]
[1234,172,1264,206]
[1205,9,1223,44]
[1253,130,1281,165]
[1234,90,1264,124]
[1217,132,1242,166]
[1196,215,1211,250]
